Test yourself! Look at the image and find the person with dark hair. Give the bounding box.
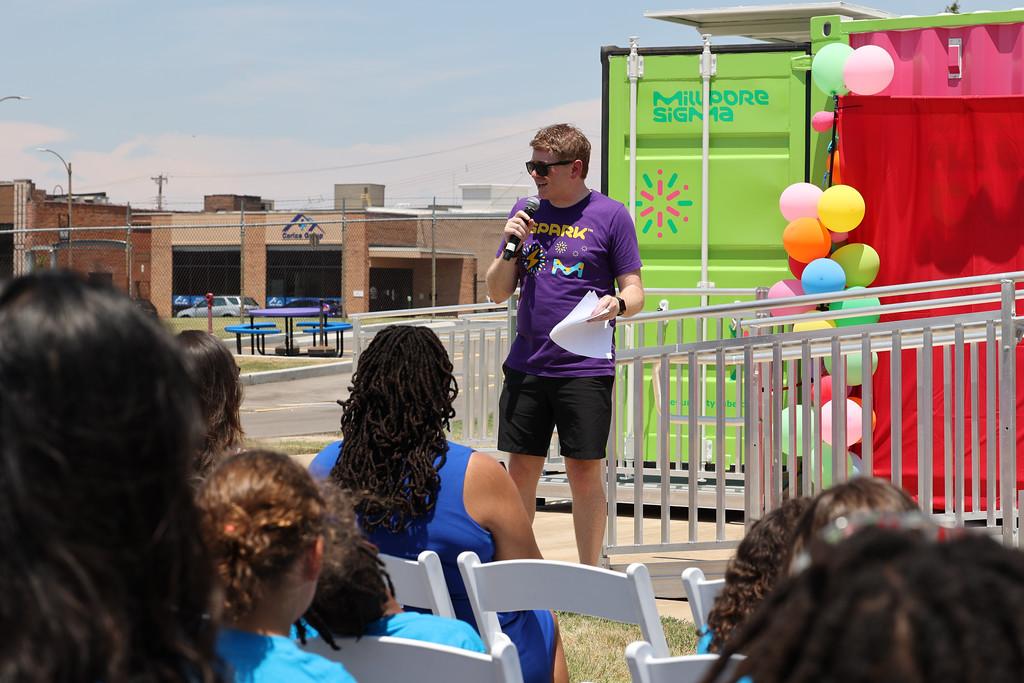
[176,330,245,477]
[0,272,221,683]
[700,496,811,653]
[310,533,485,652]
[485,123,644,567]
[197,449,356,683]
[705,518,1024,683]
[309,324,569,683]
[788,476,917,569]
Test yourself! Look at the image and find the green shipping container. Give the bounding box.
[601,43,813,465]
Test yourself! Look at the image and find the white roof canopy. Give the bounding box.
[645,3,892,43]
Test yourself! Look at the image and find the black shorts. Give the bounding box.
[497,366,614,459]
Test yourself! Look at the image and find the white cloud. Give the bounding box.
[1,99,604,212]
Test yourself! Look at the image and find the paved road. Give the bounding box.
[241,326,499,439]
[241,372,351,438]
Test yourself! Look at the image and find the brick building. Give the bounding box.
[1,180,525,316]
[147,203,508,317]
[0,179,151,295]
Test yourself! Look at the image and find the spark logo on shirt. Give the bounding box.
[551,259,584,278]
[531,223,591,240]
[521,243,546,275]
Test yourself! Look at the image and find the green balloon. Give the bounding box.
[780,406,862,487]
[831,243,880,287]
[812,43,854,95]
[824,350,879,386]
[780,406,831,460]
[829,286,881,327]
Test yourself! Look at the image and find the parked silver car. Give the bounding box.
[175,296,260,318]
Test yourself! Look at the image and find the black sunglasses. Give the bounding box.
[526,159,572,177]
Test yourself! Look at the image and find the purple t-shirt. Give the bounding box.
[499,190,641,377]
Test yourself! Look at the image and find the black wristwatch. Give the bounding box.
[616,296,627,316]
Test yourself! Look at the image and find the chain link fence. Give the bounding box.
[0,211,506,336]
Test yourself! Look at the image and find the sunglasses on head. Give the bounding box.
[526,159,572,177]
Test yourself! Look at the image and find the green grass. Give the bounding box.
[559,614,698,683]
[245,434,338,457]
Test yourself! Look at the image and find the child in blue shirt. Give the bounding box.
[306,534,485,654]
[197,449,357,683]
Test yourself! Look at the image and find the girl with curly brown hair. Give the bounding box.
[197,449,356,683]
[700,497,812,653]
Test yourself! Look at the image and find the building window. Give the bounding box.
[265,248,342,298]
[172,248,241,312]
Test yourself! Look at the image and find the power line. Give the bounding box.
[170,127,538,180]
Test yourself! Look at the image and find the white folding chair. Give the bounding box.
[458,551,670,656]
[681,567,725,631]
[626,641,745,683]
[380,550,456,618]
[304,634,523,683]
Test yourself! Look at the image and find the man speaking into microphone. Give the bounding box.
[485,123,644,566]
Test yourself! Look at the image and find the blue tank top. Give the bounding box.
[309,440,557,683]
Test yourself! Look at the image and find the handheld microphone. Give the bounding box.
[502,196,540,261]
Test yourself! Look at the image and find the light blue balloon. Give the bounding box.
[802,257,847,295]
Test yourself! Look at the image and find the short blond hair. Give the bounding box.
[530,123,591,179]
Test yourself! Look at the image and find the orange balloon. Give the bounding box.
[830,151,843,184]
[783,217,831,263]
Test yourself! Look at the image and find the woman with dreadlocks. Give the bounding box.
[309,325,568,683]
[701,517,1024,683]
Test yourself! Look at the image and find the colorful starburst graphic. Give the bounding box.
[636,170,694,239]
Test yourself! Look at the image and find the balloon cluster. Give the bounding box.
[810,43,895,97]
[773,182,879,311]
[765,41,897,461]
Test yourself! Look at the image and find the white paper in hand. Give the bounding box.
[550,291,614,360]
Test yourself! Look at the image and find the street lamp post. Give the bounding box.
[0,95,29,105]
[36,147,73,269]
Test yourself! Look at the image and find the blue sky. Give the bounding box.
[1,0,1018,211]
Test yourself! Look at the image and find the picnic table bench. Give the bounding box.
[296,321,353,356]
[225,324,281,355]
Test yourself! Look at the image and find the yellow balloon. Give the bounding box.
[794,319,836,333]
[817,184,865,233]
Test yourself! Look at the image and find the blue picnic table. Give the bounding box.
[225,322,281,355]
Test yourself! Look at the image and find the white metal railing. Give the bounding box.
[603,273,1023,560]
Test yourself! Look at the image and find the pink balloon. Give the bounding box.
[779,182,823,222]
[830,229,849,244]
[843,45,895,96]
[767,279,814,317]
[811,111,834,133]
[821,399,863,447]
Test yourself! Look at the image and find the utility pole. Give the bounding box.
[151,174,167,210]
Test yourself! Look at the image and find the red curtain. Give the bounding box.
[839,96,1024,507]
